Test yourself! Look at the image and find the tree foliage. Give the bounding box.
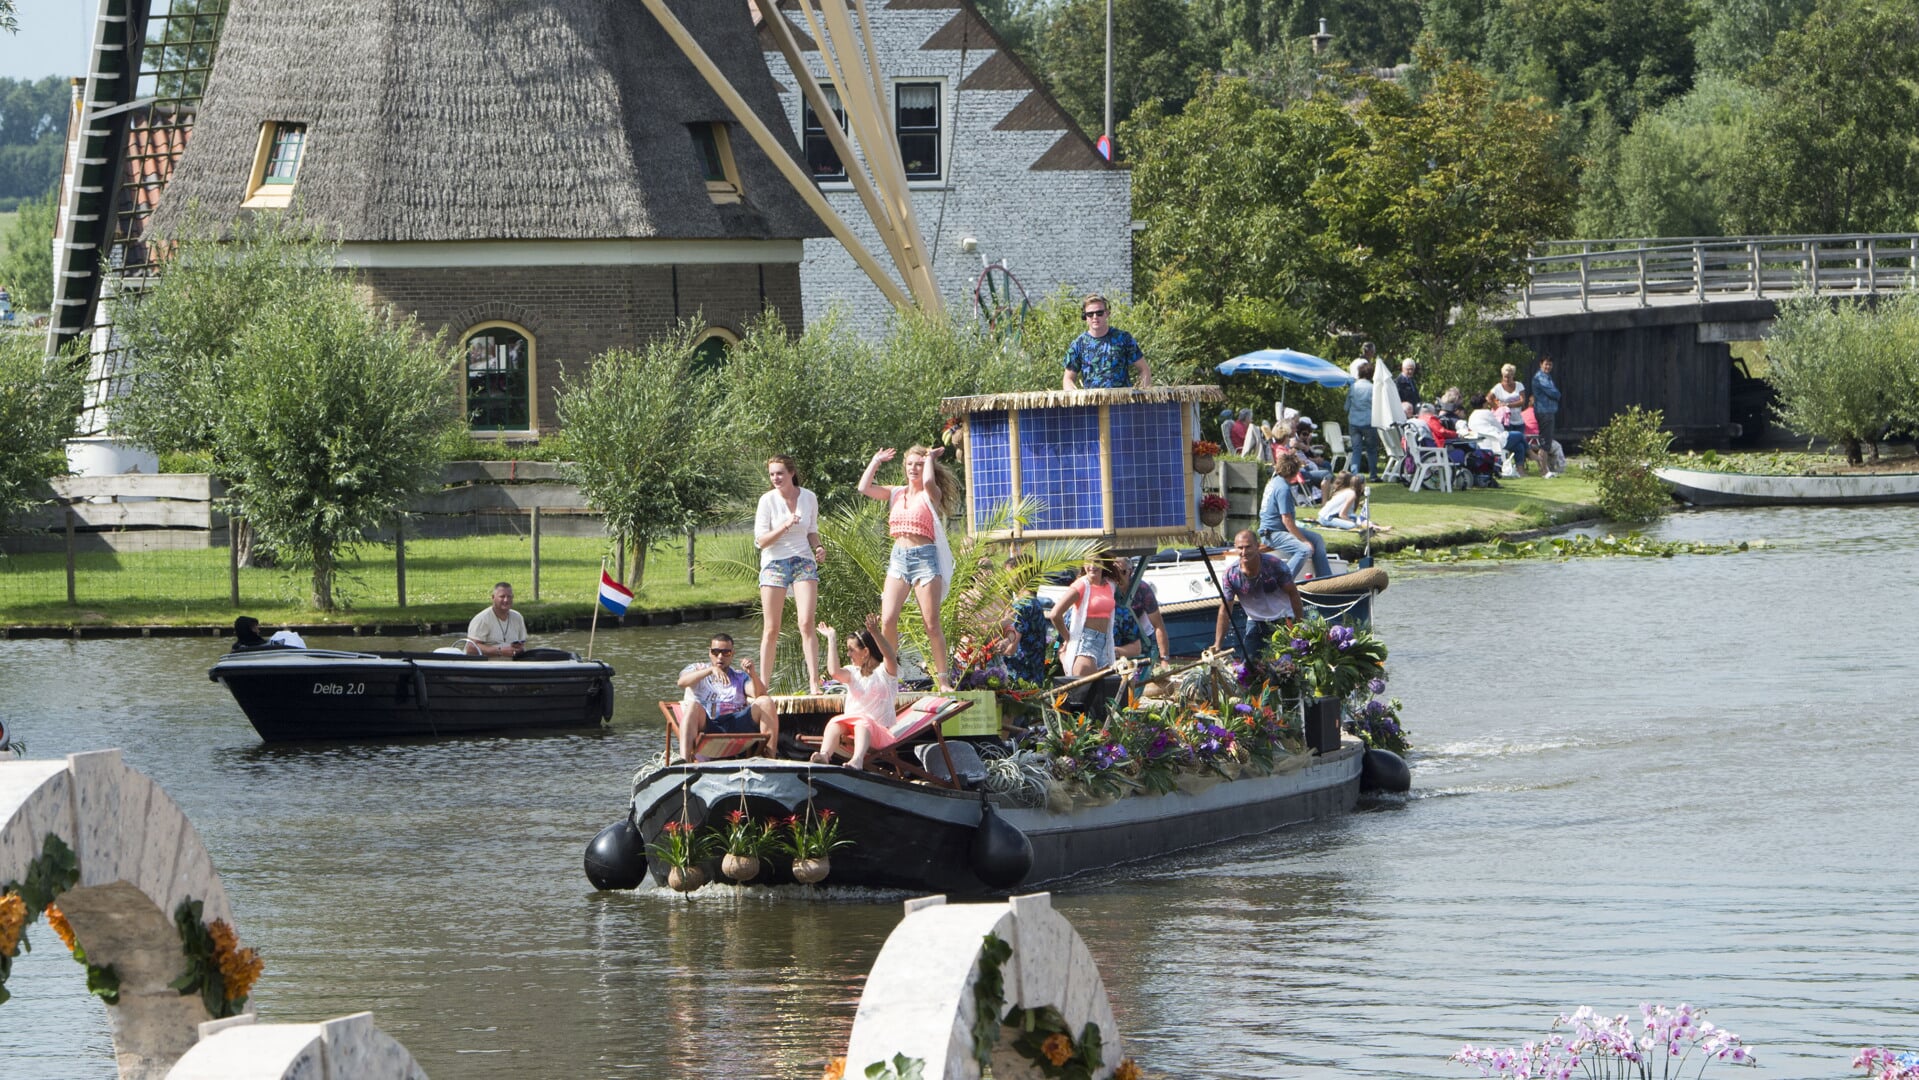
[0,187,55,311]
[1732,0,1919,234]
[555,326,748,592]
[0,77,67,207]
[0,331,83,531]
[1582,406,1673,522]
[1036,0,1209,137]
[1765,292,1919,464]
[114,220,458,609]
[1574,75,1762,238]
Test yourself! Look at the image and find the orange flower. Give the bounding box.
[1116,1059,1143,1080]
[821,1057,846,1080]
[45,901,76,952]
[1041,1032,1073,1067]
[0,893,24,958]
[207,920,264,1001]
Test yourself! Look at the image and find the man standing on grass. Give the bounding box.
[466,581,525,658]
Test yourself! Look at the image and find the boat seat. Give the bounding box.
[914,740,988,789]
[806,696,974,789]
[659,701,768,763]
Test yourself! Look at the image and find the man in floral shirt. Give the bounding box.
[1062,294,1151,390]
[1212,530,1304,659]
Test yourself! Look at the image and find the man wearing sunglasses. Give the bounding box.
[1062,293,1151,390]
[675,633,778,761]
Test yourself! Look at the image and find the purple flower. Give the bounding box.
[1368,677,1386,694]
[1234,702,1253,714]
[1289,637,1309,654]
[1328,625,1355,651]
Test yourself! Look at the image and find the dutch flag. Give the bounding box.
[598,570,634,616]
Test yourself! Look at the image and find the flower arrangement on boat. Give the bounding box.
[1452,1003,1755,1079]
[1857,1048,1919,1079]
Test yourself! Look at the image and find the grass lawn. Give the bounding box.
[0,534,757,628]
[1322,466,1599,557]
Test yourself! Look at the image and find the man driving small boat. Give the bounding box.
[466,582,526,658]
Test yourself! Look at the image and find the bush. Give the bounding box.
[1583,406,1674,522]
[0,189,56,313]
[0,331,83,530]
[1765,292,1919,463]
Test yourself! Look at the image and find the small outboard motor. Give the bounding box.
[969,799,1032,889]
[584,813,650,890]
[1361,748,1412,793]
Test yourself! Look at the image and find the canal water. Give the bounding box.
[3,504,1915,1078]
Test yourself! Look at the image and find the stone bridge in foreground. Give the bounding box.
[1494,234,1919,446]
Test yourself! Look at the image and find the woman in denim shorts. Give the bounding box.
[754,456,823,691]
[858,443,958,690]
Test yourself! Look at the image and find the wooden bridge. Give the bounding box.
[1495,233,1919,447]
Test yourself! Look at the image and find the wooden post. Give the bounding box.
[685,527,696,586]
[616,538,626,586]
[228,518,240,607]
[531,506,542,602]
[65,503,77,605]
[395,514,407,609]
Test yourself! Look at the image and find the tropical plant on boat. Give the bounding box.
[717,809,769,883]
[1451,1003,1755,1079]
[1273,618,1388,700]
[777,810,854,862]
[647,819,718,893]
[1855,1048,1919,1079]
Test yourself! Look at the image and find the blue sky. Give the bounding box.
[2,0,98,82]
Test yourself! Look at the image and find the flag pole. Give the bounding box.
[589,556,605,661]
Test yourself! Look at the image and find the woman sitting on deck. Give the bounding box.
[811,616,899,771]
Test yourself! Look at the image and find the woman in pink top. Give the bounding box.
[1049,558,1119,677]
[859,443,959,690]
[811,616,900,770]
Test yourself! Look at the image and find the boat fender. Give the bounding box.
[596,673,615,721]
[1361,748,1411,793]
[969,799,1033,890]
[412,665,430,710]
[583,814,649,891]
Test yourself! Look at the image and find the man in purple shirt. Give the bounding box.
[1212,530,1305,658]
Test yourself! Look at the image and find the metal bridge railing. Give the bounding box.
[1517,234,1919,315]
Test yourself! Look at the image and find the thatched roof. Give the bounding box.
[153,0,826,242]
[941,386,1225,415]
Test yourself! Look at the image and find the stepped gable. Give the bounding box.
[154,0,825,242]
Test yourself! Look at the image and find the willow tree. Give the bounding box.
[556,327,747,592]
[1766,292,1919,464]
[114,220,459,609]
[0,331,83,532]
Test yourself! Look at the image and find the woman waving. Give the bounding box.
[859,444,958,690]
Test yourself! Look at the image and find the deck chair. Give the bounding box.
[815,696,974,789]
[660,701,769,762]
[1378,423,1409,484]
[1321,421,1349,472]
[1403,422,1463,493]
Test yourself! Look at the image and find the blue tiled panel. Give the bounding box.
[1110,402,1188,530]
[1018,406,1103,531]
[968,412,1012,530]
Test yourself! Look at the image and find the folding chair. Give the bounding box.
[1378,423,1409,484]
[660,701,769,762]
[811,695,975,789]
[1403,423,1460,493]
[1321,421,1349,472]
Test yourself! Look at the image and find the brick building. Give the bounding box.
[151,0,826,437]
[756,0,1134,335]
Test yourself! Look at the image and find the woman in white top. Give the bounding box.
[1468,392,1529,476]
[811,616,900,771]
[1489,364,1527,430]
[754,456,824,692]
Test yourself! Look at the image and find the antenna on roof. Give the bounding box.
[640,0,944,314]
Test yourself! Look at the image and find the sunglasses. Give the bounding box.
[710,647,734,655]
[1082,309,1108,319]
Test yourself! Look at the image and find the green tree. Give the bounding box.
[0,332,83,531]
[556,326,747,592]
[114,219,458,608]
[0,77,70,207]
[1576,75,1762,237]
[0,187,55,311]
[1732,0,1919,234]
[1309,54,1573,347]
[1694,0,1817,76]
[1423,0,1696,124]
[1765,292,1919,464]
[1037,0,1208,137]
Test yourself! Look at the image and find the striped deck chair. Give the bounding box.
[862,695,974,789]
[659,701,768,762]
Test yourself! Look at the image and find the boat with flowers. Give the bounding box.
[584,623,1408,897]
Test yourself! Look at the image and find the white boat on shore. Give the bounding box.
[1656,466,1919,507]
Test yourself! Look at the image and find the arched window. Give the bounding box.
[691,327,738,375]
[463,322,536,433]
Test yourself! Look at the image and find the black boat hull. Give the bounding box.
[625,743,1363,895]
[210,650,614,742]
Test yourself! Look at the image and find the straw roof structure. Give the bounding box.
[940,385,1226,416]
[153,0,825,242]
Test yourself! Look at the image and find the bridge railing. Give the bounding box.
[1517,234,1919,314]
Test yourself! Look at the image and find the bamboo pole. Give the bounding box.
[750,0,914,277]
[638,0,914,310]
[849,0,942,307]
